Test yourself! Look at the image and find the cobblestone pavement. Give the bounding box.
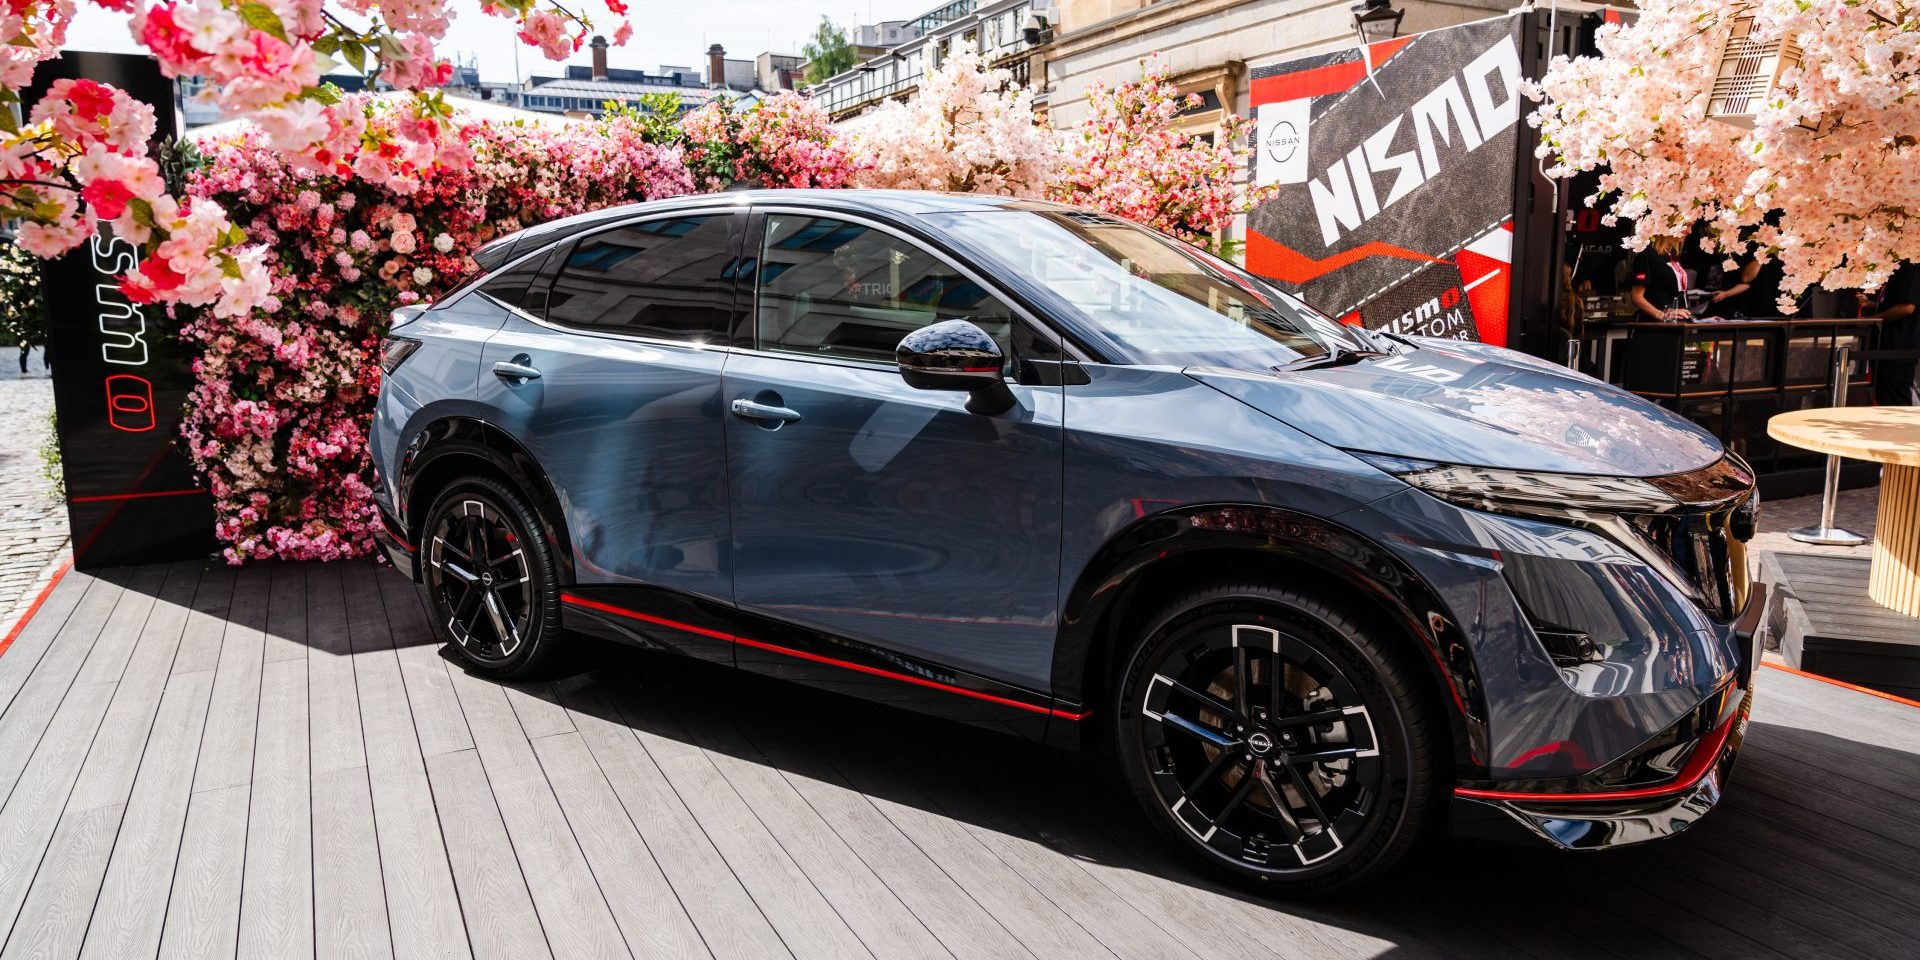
[0,371,69,635]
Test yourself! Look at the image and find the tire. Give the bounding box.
[1113,582,1440,895]
[421,476,564,679]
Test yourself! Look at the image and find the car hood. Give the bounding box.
[1188,338,1724,478]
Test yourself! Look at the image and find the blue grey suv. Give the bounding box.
[372,191,1764,893]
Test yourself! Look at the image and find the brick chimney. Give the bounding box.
[590,35,609,80]
[707,43,726,89]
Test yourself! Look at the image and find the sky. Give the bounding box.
[63,0,934,84]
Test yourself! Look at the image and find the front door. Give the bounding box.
[724,211,1065,704]
[478,213,743,652]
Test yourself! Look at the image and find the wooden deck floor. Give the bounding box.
[0,558,1916,960]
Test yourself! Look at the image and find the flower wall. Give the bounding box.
[185,102,690,562]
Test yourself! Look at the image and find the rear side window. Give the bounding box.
[473,251,549,312]
[754,214,1014,365]
[544,215,739,342]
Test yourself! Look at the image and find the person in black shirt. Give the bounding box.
[1629,235,1692,320]
[1873,261,1920,406]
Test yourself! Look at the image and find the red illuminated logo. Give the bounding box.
[104,374,156,432]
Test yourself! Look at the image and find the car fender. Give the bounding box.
[395,413,577,584]
[1051,502,1490,772]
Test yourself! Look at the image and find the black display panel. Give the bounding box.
[26,53,215,569]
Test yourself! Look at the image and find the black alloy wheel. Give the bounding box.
[1117,583,1439,894]
[423,477,562,678]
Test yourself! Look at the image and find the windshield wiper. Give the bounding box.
[1271,342,1389,373]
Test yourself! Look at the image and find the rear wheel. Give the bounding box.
[422,477,562,678]
[1114,583,1439,895]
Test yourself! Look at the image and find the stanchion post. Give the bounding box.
[1789,343,1869,546]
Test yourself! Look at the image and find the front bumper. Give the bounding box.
[1450,582,1765,851]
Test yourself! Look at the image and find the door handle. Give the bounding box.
[731,399,802,424]
[493,360,541,382]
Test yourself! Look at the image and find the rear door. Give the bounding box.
[722,208,1066,708]
[476,212,745,656]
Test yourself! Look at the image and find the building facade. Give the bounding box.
[808,0,1054,121]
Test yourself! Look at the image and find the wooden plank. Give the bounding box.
[0,803,124,960]
[721,713,1035,960]
[237,656,313,960]
[312,765,394,960]
[191,563,271,793]
[73,564,172,686]
[505,682,576,740]
[171,564,232,676]
[0,574,125,802]
[557,685,790,960]
[263,562,310,663]
[0,567,95,720]
[445,665,631,960]
[658,688,953,960]
[424,749,553,960]
[308,562,368,775]
[78,669,216,960]
[341,561,472,960]
[529,731,711,960]
[0,680,116,942]
[66,562,202,812]
[375,573,471,758]
[4,564,203,959]
[607,686,874,960]
[158,784,249,960]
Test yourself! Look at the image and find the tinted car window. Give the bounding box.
[755,214,1013,365]
[928,209,1357,370]
[467,250,549,312]
[544,215,738,341]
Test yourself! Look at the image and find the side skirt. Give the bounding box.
[559,586,1086,744]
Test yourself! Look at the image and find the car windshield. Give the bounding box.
[929,209,1357,368]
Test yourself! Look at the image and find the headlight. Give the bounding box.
[380,336,422,374]
[1357,453,1756,621]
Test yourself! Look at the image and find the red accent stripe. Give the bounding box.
[1246,231,1442,285]
[561,593,1089,720]
[0,558,73,660]
[1762,660,1920,710]
[382,515,416,552]
[69,488,206,504]
[1454,703,1742,803]
[1249,36,1415,105]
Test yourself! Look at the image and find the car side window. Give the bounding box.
[755,214,1014,366]
[471,250,549,312]
[544,215,737,341]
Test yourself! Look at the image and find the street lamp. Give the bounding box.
[1351,0,1404,44]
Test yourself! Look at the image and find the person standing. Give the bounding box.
[1628,235,1692,321]
[1873,261,1920,406]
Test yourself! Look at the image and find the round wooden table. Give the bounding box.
[1769,406,1920,616]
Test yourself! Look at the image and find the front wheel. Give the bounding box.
[1114,583,1441,895]
[421,477,563,679]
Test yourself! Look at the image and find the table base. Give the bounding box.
[1868,463,1920,617]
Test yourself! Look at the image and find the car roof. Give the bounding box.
[472,189,1077,269]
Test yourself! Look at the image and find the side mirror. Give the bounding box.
[897,320,1015,415]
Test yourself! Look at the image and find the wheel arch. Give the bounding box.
[397,416,576,584]
[1052,504,1488,775]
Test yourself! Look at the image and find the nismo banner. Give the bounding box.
[27,53,216,569]
[1246,14,1527,346]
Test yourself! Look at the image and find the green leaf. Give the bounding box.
[312,34,341,56]
[128,198,155,228]
[235,2,288,42]
[218,254,242,280]
[0,107,15,135]
[341,41,366,74]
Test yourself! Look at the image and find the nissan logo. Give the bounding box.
[1264,120,1301,164]
[1247,732,1275,755]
